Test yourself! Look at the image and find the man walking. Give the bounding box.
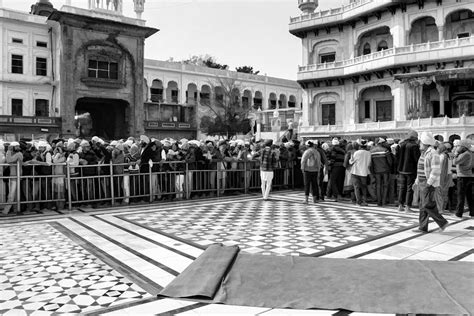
[397,130,421,212]
[259,139,278,201]
[413,132,448,233]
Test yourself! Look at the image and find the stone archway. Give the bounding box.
[75,97,129,139]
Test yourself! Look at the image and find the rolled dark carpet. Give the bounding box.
[159,244,474,315]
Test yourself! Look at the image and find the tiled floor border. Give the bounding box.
[68,217,181,277]
[93,215,198,260]
[50,221,163,296]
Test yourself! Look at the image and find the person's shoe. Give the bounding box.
[304,197,309,204]
[455,213,463,219]
[313,198,320,203]
[398,205,405,212]
[360,202,368,207]
[405,206,414,213]
[412,228,428,234]
[439,222,449,232]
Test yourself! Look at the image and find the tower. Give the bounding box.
[298,0,318,14]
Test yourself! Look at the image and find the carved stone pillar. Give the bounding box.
[437,25,444,42]
[436,83,445,116]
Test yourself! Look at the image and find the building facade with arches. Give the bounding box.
[0,0,302,141]
[143,60,303,140]
[290,0,474,141]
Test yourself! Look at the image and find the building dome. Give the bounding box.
[298,0,318,14]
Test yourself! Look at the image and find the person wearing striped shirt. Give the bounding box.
[412,132,448,233]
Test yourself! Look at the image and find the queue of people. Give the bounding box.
[0,136,301,215]
[1,131,473,222]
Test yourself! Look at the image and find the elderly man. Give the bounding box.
[2,142,23,215]
[413,132,448,233]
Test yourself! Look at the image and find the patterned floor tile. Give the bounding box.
[0,223,151,315]
[121,199,418,256]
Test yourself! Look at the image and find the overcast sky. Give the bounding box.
[3,0,343,80]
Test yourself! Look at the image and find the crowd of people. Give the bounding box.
[0,131,473,226]
[295,130,473,232]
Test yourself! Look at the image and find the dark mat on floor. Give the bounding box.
[159,244,474,314]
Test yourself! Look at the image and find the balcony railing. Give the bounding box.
[298,36,474,80]
[300,115,474,134]
[290,0,395,31]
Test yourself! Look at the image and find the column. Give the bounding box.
[437,26,444,42]
[301,90,311,126]
[436,83,445,116]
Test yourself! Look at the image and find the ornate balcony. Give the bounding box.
[298,36,474,81]
[289,0,397,33]
[299,116,474,138]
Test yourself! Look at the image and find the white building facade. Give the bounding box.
[143,60,303,140]
[291,0,474,142]
[0,1,302,141]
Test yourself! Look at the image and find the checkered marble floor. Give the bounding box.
[121,199,419,256]
[0,223,150,315]
[0,193,471,316]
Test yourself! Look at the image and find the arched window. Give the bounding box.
[363,43,371,55]
[377,40,388,51]
[150,79,163,102]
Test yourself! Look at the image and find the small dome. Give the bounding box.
[298,0,318,14]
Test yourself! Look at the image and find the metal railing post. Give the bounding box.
[216,162,220,198]
[185,162,189,200]
[149,162,153,203]
[16,161,21,213]
[110,162,115,206]
[66,162,72,212]
[292,161,295,190]
[244,161,248,194]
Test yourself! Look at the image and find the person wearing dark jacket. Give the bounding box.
[316,141,328,200]
[396,130,420,212]
[370,138,393,206]
[453,140,473,218]
[79,140,99,202]
[327,138,346,202]
[301,141,321,203]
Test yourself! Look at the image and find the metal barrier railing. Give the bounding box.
[0,160,296,214]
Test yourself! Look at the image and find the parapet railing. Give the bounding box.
[290,0,386,24]
[298,36,474,73]
[300,115,474,133]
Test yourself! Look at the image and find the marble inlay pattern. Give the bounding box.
[0,223,150,315]
[121,199,419,256]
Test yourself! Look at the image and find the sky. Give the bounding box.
[3,0,344,80]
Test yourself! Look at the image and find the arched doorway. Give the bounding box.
[445,9,474,40]
[409,16,438,44]
[356,26,392,57]
[359,85,393,123]
[269,93,277,110]
[279,94,288,108]
[75,97,128,139]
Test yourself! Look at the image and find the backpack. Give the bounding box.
[307,152,316,167]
